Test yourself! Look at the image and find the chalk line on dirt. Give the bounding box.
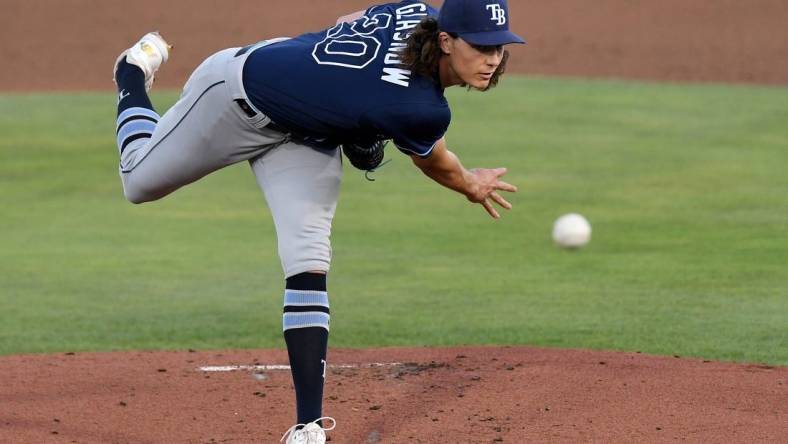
[198,363,402,372]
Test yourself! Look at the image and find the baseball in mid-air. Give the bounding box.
[552,213,592,249]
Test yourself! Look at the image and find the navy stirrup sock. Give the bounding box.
[114,58,159,157]
[283,272,330,425]
[115,58,154,115]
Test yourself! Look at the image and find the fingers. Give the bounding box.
[481,199,500,219]
[489,192,512,210]
[489,168,518,193]
[473,167,517,218]
[495,180,518,193]
[481,192,513,219]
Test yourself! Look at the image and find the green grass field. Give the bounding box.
[1,77,786,364]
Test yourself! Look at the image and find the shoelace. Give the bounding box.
[280,417,337,442]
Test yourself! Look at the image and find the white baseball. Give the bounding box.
[552,213,592,249]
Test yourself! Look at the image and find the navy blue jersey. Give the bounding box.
[242,1,449,157]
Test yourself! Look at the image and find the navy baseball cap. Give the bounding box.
[438,0,525,46]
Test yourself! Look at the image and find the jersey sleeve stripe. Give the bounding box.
[393,138,439,158]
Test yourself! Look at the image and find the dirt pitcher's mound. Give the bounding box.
[1,346,785,443]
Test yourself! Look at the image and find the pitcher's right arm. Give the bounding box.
[411,138,517,219]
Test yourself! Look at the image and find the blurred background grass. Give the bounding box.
[1,77,786,364]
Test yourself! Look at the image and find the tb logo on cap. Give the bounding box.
[486,3,506,26]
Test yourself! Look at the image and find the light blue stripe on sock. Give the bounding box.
[116,120,157,148]
[116,107,160,127]
[284,290,329,307]
[283,312,330,331]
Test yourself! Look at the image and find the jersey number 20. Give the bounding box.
[312,13,393,69]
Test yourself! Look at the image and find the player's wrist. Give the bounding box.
[462,169,484,202]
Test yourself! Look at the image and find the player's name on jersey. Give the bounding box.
[381,2,430,88]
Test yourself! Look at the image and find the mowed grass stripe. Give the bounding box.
[0,77,786,364]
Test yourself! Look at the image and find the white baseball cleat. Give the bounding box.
[281,417,336,444]
[113,31,172,91]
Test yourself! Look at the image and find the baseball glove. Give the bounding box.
[342,139,387,172]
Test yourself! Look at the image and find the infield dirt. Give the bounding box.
[1,0,787,91]
[2,347,786,443]
[0,1,786,443]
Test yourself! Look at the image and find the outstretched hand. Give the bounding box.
[466,168,518,219]
[410,141,517,219]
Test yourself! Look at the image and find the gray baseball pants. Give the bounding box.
[119,42,342,277]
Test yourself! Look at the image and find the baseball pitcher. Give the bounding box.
[111,0,524,442]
